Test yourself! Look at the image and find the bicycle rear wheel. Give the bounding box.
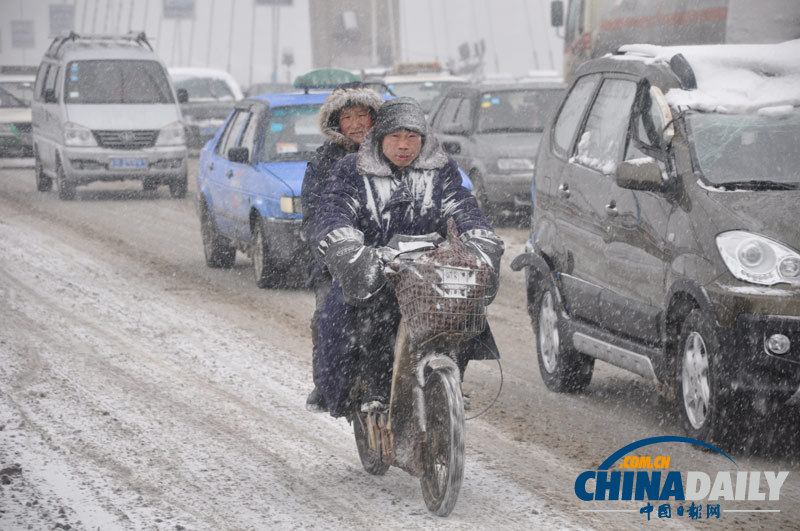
[420,368,465,516]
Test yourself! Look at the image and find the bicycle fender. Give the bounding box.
[416,353,458,387]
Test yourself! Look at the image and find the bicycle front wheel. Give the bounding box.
[419,367,465,516]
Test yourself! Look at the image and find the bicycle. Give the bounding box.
[349,222,494,516]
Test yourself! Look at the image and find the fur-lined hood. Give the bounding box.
[318,87,385,150]
[356,124,449,177]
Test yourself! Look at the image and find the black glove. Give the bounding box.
[318,228,386,306]
[460,229,504,302]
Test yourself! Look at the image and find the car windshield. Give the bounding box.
[0,81,34,106]
[260,104,324,162]
[477,88,564,133]
[687,109,800,188]
[386,81,464,114]
[173,77,236,101]
[64,60,174,104]
[0,86,26,108]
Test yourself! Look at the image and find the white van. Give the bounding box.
[31,32,188,199]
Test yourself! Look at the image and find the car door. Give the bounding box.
[433,93,476,170]
[36,62,61,171]
[598,84,674,344]
[228,104,265,240]
[207,108,249,238]
[553,75,638,328]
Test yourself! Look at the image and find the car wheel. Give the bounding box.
[169,173,188,199]
[676,309,738,442]
[535,286,594,393]
[200,202,235,268]
[34,148,52,192]
[142,179,158,191]
[56,159,75,200]
[252,217,279,288]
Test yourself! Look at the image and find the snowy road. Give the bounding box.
[1,158,798,530]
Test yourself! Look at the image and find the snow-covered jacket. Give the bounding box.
[300,87,384,283]
[315,129,496,298]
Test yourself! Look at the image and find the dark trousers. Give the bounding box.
[310,272,332,388]
[353,288,402,401]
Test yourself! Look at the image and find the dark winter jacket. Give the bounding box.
[314,116,504,416]
[300,87,384,284]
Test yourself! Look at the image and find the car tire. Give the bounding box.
[200,202,235,268]
[56,159,75,200]
[252,217,279,288]
[169,173,188,199]
[535,286,594,393]
[34,148,52,192]
[142,179,158,192]
[676,309,739,442]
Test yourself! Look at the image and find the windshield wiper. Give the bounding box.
[718,180,797,191]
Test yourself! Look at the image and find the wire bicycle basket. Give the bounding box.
[390,219,494,345]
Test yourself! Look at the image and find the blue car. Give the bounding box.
[196,90,475,288]
[197,92,329,287]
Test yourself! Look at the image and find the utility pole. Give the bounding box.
[249,1,257,85]
[206,0,215,66]
[227,0,236,73]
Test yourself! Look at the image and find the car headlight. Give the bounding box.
[717,231,800,286]
[280,196,302,214]
[156,121,187,146]
[64,122,97,147]
[497,158,534,171]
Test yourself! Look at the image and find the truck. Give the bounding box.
[550,0,800,81]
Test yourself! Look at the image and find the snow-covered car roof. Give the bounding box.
[168,67,244,100]
[615,39,800,114]
[0,73,36,82]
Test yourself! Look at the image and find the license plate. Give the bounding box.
[109,157,147,169]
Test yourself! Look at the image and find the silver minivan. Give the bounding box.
[31,32,188,199]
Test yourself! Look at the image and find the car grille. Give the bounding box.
[92,130,158,149]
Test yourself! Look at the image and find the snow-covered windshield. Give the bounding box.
[687,108,800,188]
[0,86,26,108]
[64,60,174,104]
[387,81,464,114]
[477,88,564,133]
[260,104,324,162]
[0,81,34,106]
[173,77,236,102]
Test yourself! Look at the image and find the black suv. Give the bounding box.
[511,41,800,441]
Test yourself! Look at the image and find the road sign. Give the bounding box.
[164,0,195,19]
[49,4,74,36]
[11,21,35,49]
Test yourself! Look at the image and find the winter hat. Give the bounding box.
[372,97,427,141]
[318,85,384,148]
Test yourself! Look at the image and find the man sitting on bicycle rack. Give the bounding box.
[314,97,504,416]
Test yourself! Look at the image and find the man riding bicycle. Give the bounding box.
[314,97,504,416]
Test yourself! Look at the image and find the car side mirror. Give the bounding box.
[177,88,189,104]
[442,123,469,136]
[228,146,250,164]
[44,88,57,103]
[616,159,665,192]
